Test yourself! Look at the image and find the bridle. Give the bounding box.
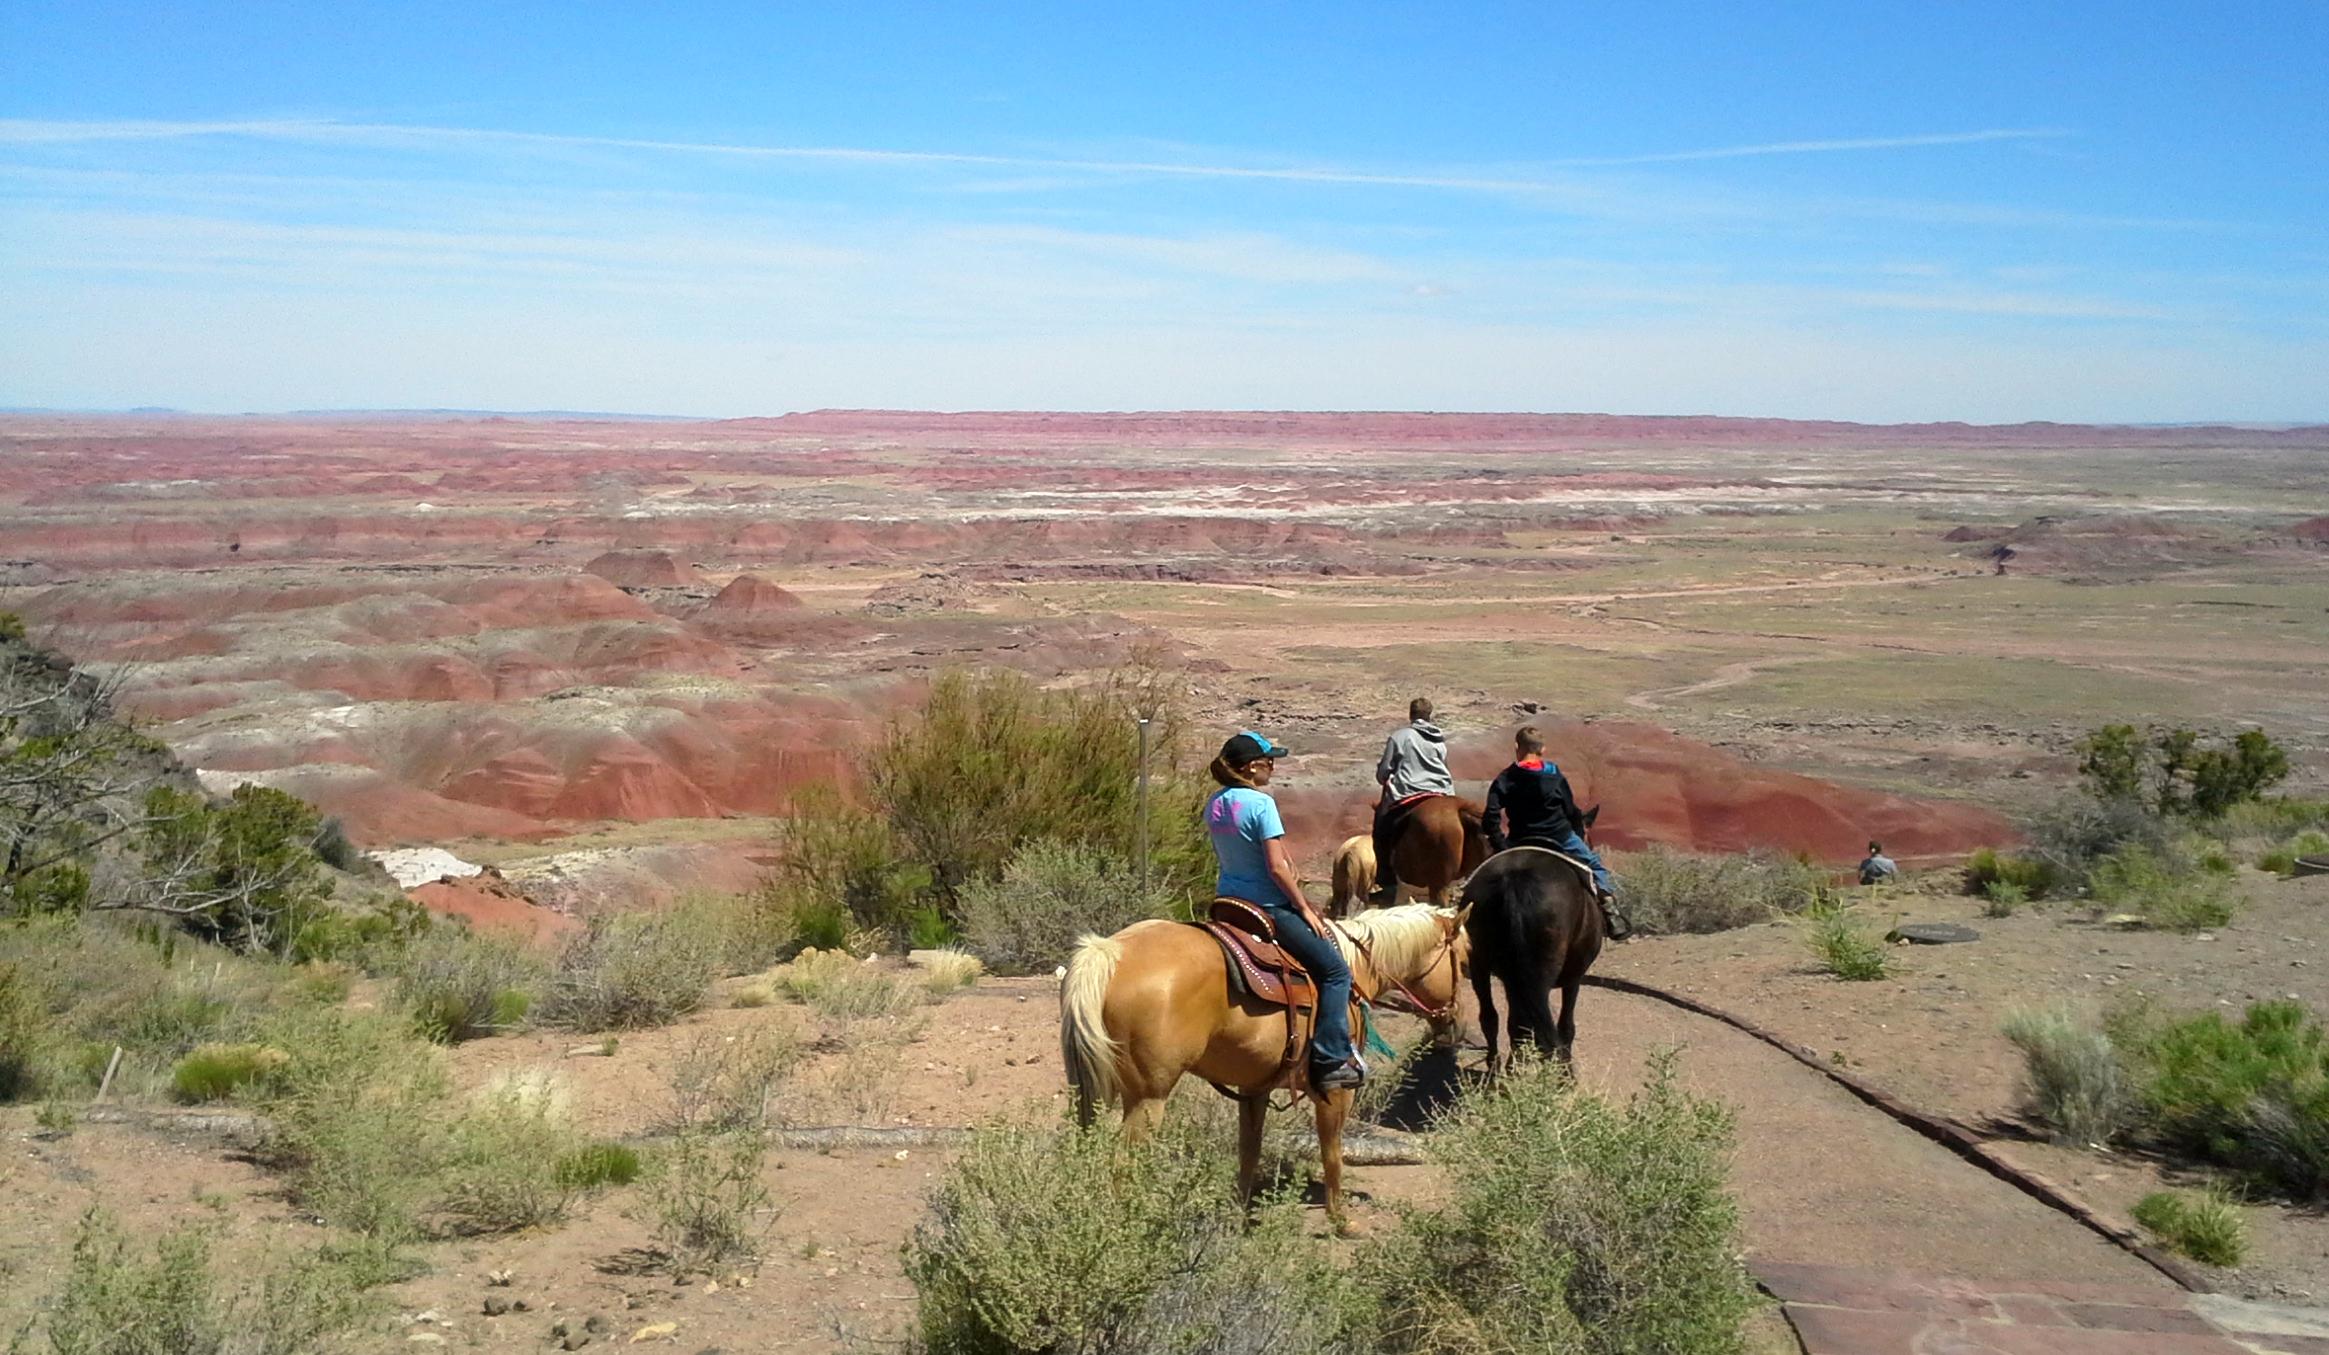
[1335,906,1468,1023]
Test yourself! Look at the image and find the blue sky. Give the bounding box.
[2,2,2324,421]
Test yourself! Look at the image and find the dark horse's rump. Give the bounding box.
[1460,836,1603,1065]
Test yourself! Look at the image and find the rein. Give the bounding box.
[1335,912,1465,1022]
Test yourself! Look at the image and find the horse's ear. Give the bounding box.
[1583,804,1600,828]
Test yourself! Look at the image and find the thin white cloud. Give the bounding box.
[0,117,2072,192]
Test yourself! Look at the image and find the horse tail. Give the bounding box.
[1059,933,1124,1126]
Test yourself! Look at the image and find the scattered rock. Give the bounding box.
[1885,922,1981,945]
[482,1296,511,1317]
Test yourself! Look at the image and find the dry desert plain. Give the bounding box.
[4,410,2329,1350]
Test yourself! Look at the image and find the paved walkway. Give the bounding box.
[1757,1263,2329,1354]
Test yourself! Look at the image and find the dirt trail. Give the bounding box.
[1624,653,1828,712]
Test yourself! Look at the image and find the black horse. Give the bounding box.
[1460,806,1603,1068]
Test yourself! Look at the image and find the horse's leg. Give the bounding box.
[1313,1088,1353,1233]
[1555,976,1583,1066]
[1235,1095,1268,1208]
[1470,957,1500,1074]
[1514,965,1562,1063]
[1120,1094,1168,1142]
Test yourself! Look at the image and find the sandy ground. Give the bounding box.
[22,869,2318,1353]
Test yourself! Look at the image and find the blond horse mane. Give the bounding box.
[1331,902,1453,979]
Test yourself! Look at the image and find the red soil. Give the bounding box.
[408,870,578,945]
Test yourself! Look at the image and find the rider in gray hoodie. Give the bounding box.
[1369,697,1454,902]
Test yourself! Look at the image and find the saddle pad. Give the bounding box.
[1479,843,1597,885]
[1391,791,1442,809]
[1196,919,1317,1011]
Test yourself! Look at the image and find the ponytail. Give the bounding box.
[1209,754,1261,790]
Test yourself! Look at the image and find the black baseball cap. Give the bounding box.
[1220,730,1292,765]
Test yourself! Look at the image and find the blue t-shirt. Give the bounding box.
[1205,786,1286,906]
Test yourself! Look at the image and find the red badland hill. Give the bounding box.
[585,550,704,588]
[701,573,805,616]
[1274,721,2011,868]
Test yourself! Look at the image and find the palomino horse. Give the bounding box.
[1327,835,1375,918]
[1060,903,1467,1224]
[1378,795,1490,904]
[1462,806,1603,1068]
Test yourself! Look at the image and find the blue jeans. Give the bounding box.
[1257,901,1356,1069]
[1521,830,1614,895]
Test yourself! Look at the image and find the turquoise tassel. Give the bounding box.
[1358,1000,1399,1058]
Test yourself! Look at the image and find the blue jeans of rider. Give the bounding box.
[1257,901,1356,1070]
[1549,830,1616,896]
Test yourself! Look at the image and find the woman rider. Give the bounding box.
[1204,730,1366,1092]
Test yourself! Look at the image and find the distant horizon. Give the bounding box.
[5,405,2325,433]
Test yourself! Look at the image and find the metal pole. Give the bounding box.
[1135,716,1152,890]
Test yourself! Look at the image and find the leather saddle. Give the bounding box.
[1198,898,1318,1011]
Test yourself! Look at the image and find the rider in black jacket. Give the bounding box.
[1483,726,1627,936]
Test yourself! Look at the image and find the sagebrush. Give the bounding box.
[2001,1005,2138,1146]
[956,839,1182,974]
[1611,846,1827,936]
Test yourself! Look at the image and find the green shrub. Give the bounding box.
[539,906,726,1032]
[241,1007,448,1242]
[2295,828,2329,858]
[2081,724,2291,818]
[1613,846,1827,935]
[872,668,1212,909]
[29,1209,389,1355]
[770,789,936,943]
[2000,1006,2137,1146]
[2258,848,2298,876]
[956,839,1181,975]
[1,958,55,1101]
[1964,848,2059,900]
[2026,794,2177,892]
[1981,879,2029,917]
[2212,796,2329,842]
[789,896,852,952]
[2132,1189,2248,1267]
[905,1117,1334,1354]
[436,1077,583,1234]
[133,784,333,957]
[170,1043,286,1103]
[0,916,288,1100]
[41,1213,227,1355]
[645,1031,801,1277]
[905,903,957,950]
[2090,842,2236,932]
[1803,896,1889,981]
[555,1141,641,1190]
[1359,1051,1758,1355]
[2112,999,2329,1200]
[772,947,923,1020]
[390,926,544,1043]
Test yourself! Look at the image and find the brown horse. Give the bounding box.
[1379,795,1490,904]
[1060,903,1466,1224]
[1461,806,1603,1068]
